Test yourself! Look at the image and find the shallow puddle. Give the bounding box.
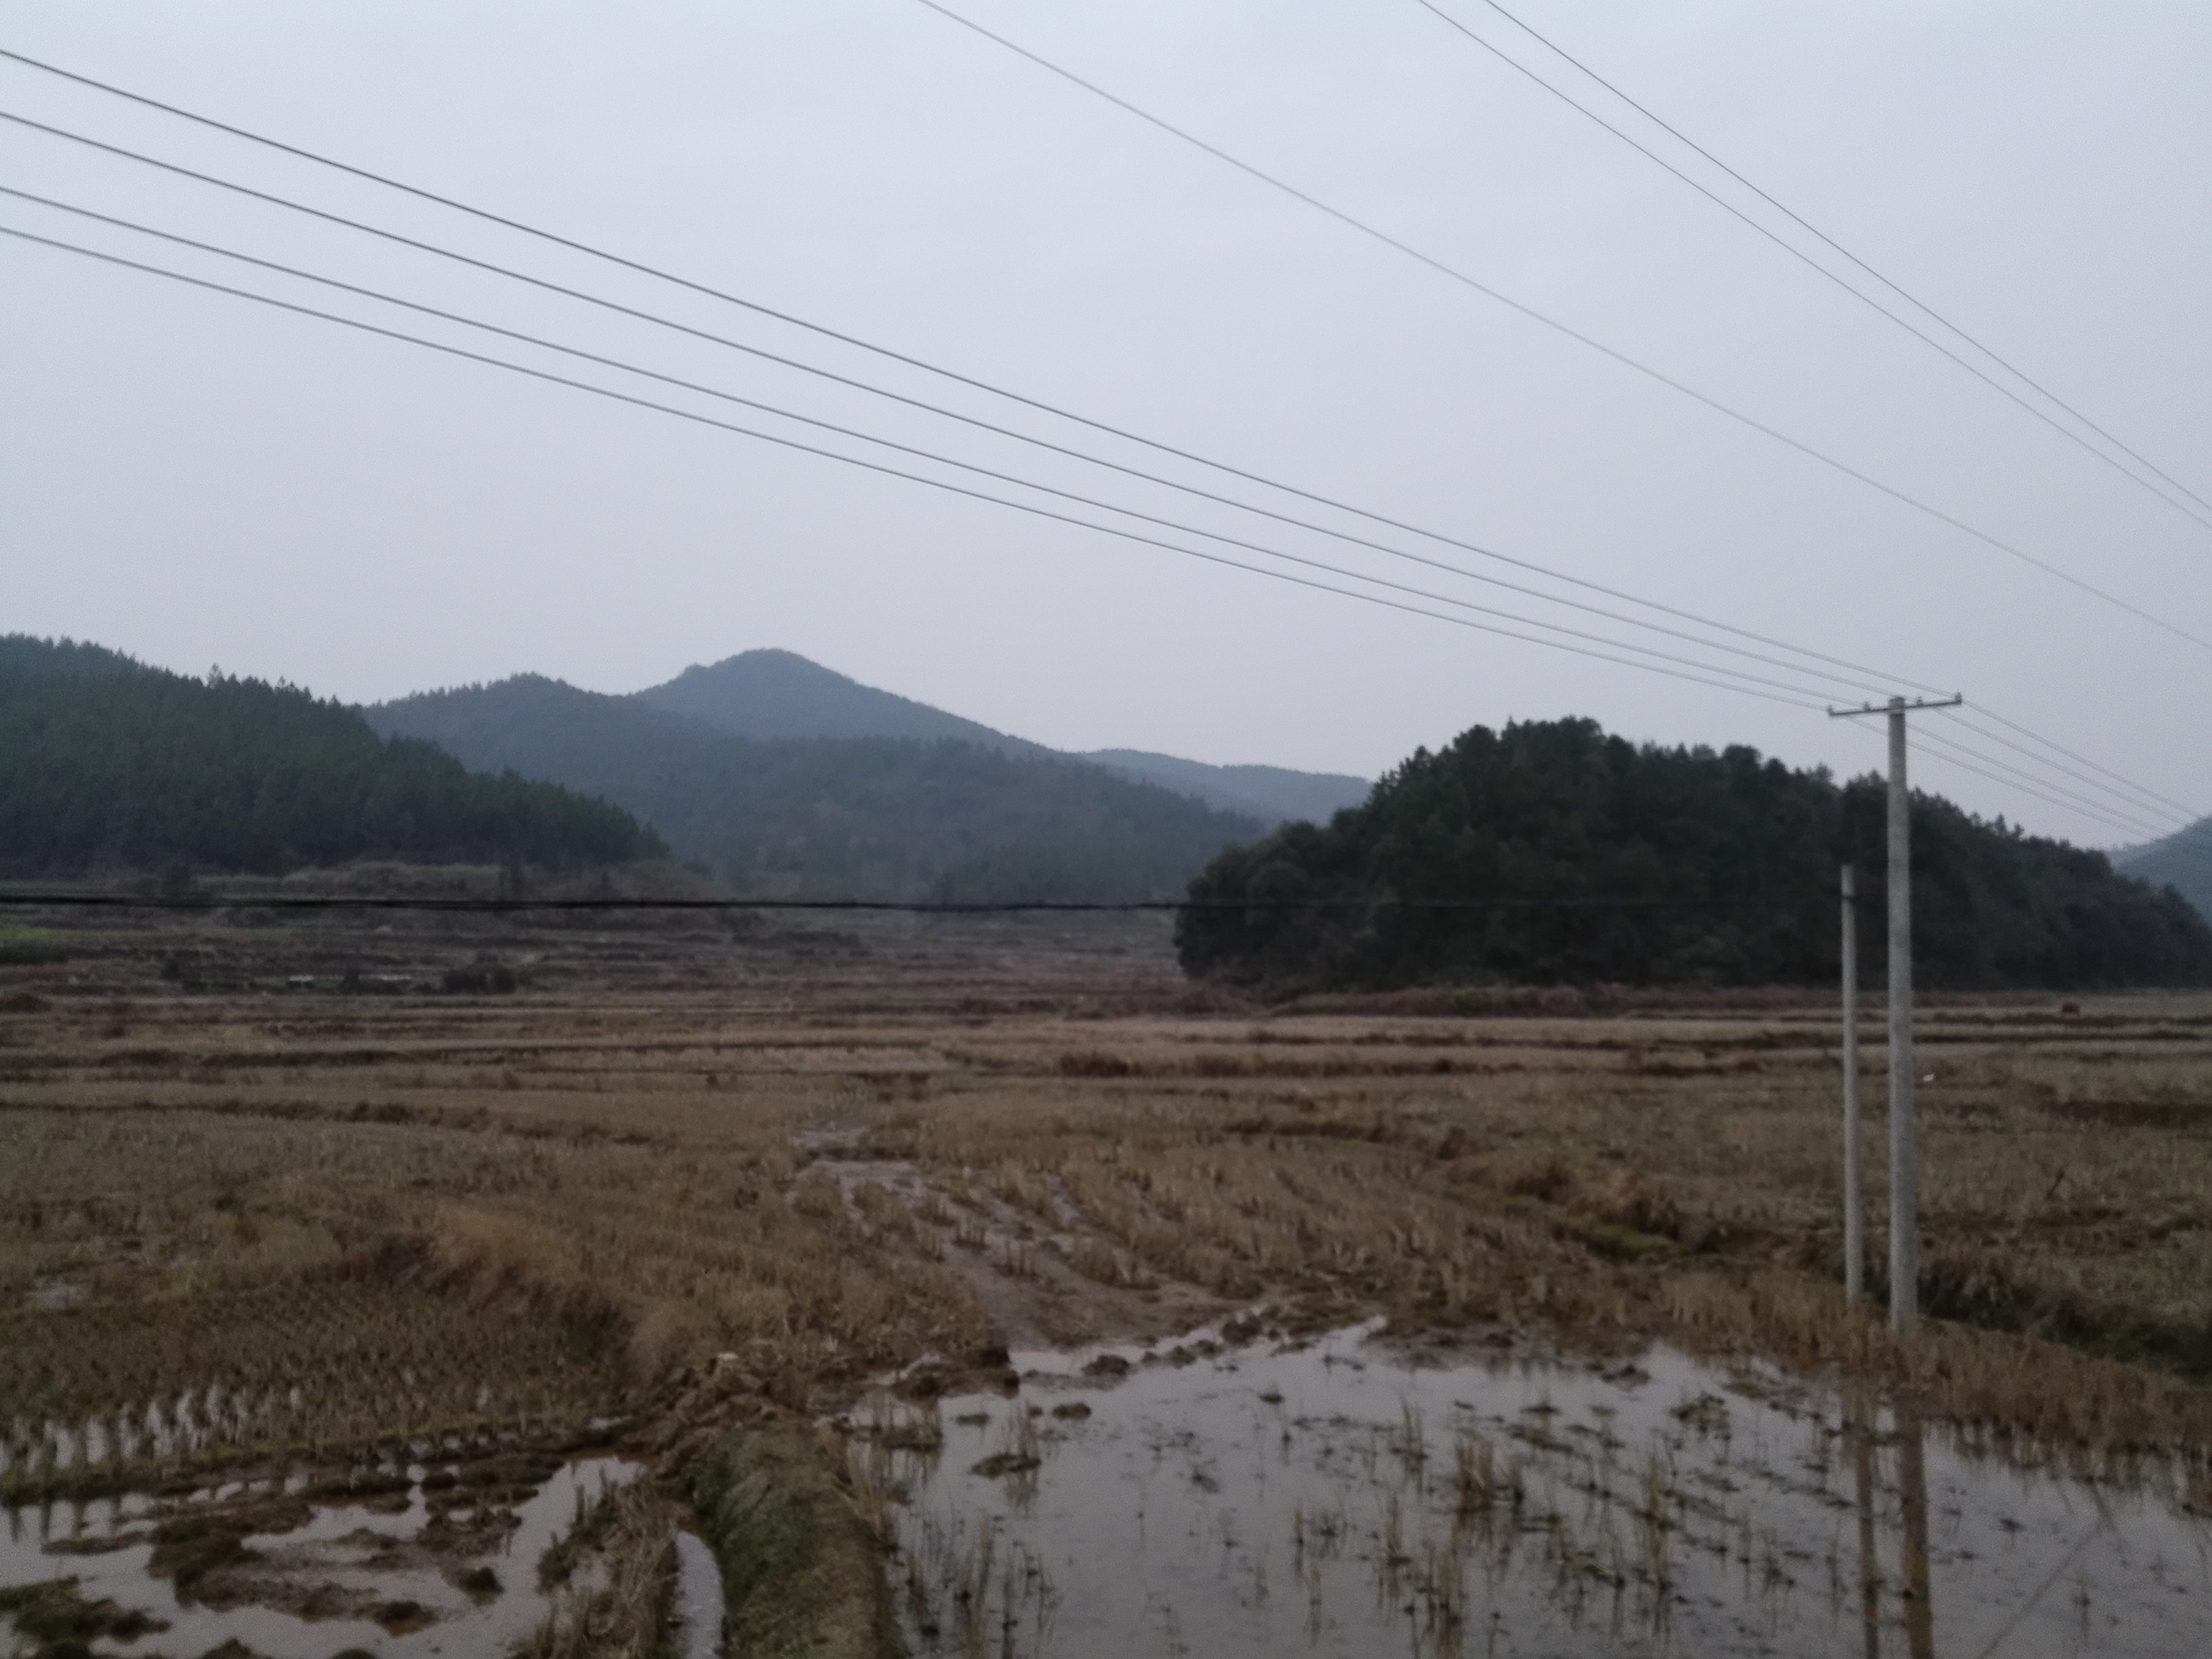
[860,1321,2211,1658]
[1,1454,643,1656]
[671,1530,725,1659]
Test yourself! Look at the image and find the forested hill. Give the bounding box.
[1177,717,2212,992]
[0,637,659,875]
[369,675,1265,902]
[0,634,145,680]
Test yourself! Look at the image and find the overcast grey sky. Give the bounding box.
[4,1,2207,846]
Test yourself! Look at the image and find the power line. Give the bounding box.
[0,47,2167,690]
[0,168,1898,704]
[0,52,2196,839]
[1836,708,2212,854]
[0,220,1838,712]
[1934,710,2201,833]
[1906,729,2169,842]
[1815,696,2198,847]
[907,0,2212,659]
[1447,0,2212,527]
[0,216,1857,708]
[4,207,2187,843]
[1967,706,2205,823]
[0,97,1973,708]
[1415,0,2212,533]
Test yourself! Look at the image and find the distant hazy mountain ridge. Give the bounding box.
[636,649,1044,752]
[2115,819,2212,926]
[370,673,1263,902]
[631,651,1368,826]
[1081,750,1369,826]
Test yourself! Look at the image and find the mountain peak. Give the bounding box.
[633,650,1035,752]
[631,648,1367,823]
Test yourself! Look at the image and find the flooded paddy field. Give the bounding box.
[2,899,2209,1653]
[865,1321,2211,1657]
[1,1452,650,1658]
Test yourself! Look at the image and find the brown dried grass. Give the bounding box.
[3,918,2206,1483]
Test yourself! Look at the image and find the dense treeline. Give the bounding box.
[0,638,659,874]
[371,674,1263,901]
[1177,718,2212,991]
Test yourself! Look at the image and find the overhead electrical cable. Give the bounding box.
[1916,755,2158,843]
[1828,704,2204,848]
[1933,709,2203,832]
[905,0,2212,659]
[0,54,2192,839]
[1964,707,2206,823]
[0,197,1869,706]
[1879,728,2171,842]
[10,214,2173,846]
[0,167,1904,703]
[1893,734,2167,844]
[1438,0,2212,526]
[0,220,1842,713]
[1,51,2189,700]
[0,93,1949,701]
[1830,707,2195,842]
[1415,0,2212,533]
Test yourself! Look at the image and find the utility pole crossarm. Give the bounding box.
[1825,695,1964,720]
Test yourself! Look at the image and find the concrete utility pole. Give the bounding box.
[1840,862,1862,1300]
[1828,693,1963,1332]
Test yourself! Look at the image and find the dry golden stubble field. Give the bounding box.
[3,906,2209,1515]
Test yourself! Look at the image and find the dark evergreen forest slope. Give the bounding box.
[0,638,658,875]
[370,675,1263,901]
[1178,718,2212,991]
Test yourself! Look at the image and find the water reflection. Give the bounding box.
[0,1454,643,1658]
[1844,1390,1946,1658]
[1897,1401,1937,1659]
[855,1322,2211,1658]
[1848,1384,1881,1659]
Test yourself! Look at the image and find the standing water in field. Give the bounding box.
[0,1453,646,1658]
[672,1528,727,1659]
[853,1320,2211,1658]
